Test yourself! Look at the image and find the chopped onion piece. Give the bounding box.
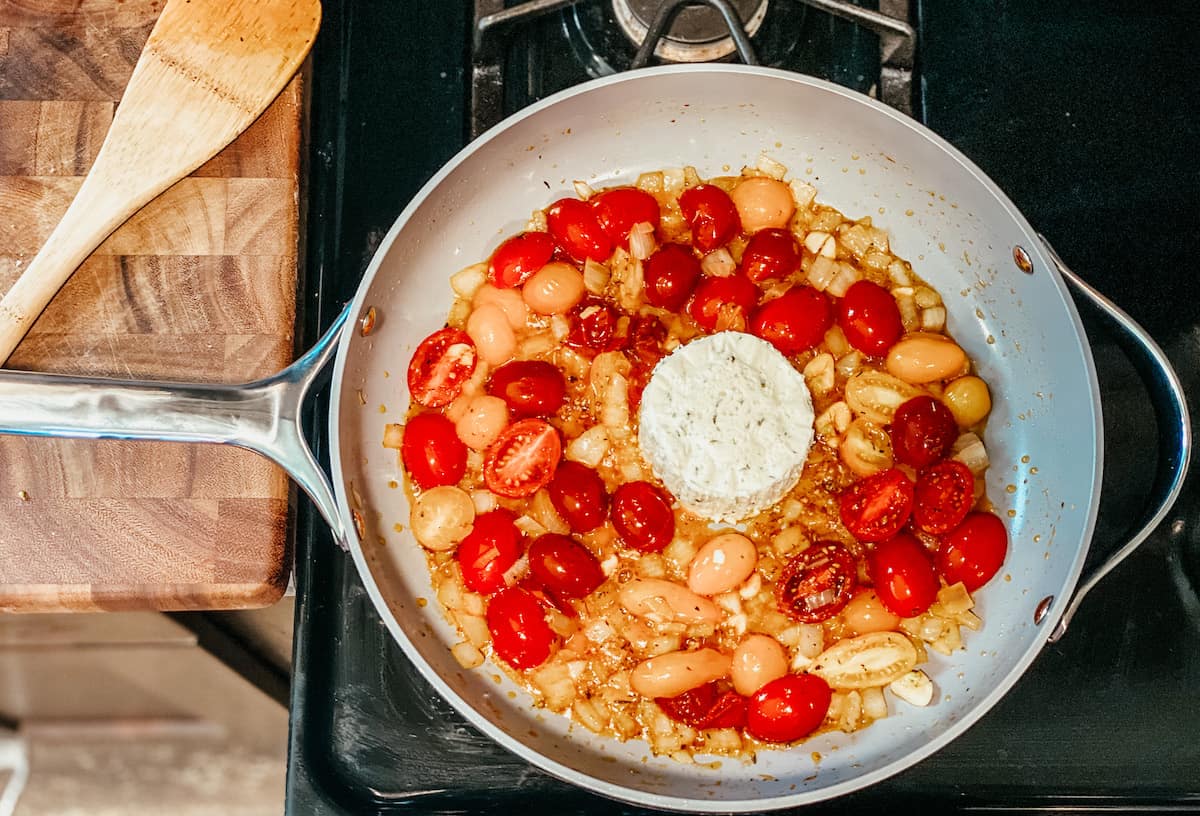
[951,432,990,475]
[629,221,657,260]
[756,154,788,179]
[451,641,484,669]
[826,262,862,298]
[789,179,818,208]
[803,230,830,254]
[862,686,888,720]
[701,248,736,277]
[888,259,913,287]
[583,258,610,294]
[383,423,404,449]
[450,262,487,298]
[937,582,974,615]
[808,255,838,291]
[921,306,947,331]
[573,180,595,200]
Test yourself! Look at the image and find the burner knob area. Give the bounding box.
[614,0,769,62]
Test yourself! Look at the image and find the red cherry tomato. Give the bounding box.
[626,315,667,369]
[746,674,832,744]
[400,412,466,489]
[456,509,523,595]
[839,467,915,542]
[486,360,567,418]
[407,328,478,408]
[547,198,613,263]
[487,587,555,670]
[937,512,1008,591]
[483,418,562,498]
[867,533,939,618]
[611,481,675,552]
[547,461,609,533]
[750,287,833,354]
[643,243,702,311]
[687,274,758,333]
[487,231,555,289]
[776,542,858,623]
[565,296,625,352]
[527,533,605,600]
[913,460,976,534]
[891,396,959,468]
[590,187,661,247]
[838,280,904,356]
[657,682,747,729]
[740,228,801,282]
[678,184,741,252]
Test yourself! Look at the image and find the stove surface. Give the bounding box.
[287,1,1200,812]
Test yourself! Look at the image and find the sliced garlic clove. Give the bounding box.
[889,670,934,706]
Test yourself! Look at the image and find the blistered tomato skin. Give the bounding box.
[456,509,523,595]
[913,459,975,534]
[746,674,832,744]
[487,587,556,670]
[487,232,556,289]
[611,481,675,553]
[527,533,605,600]
[590,187,661,246]
[891,396,959,468]
[486,360,567,418]
[401,412,467,490]
[777,542,857,623]
[740,228,801,282]
[678,184,741,253]
[839,467,915,543]
[838,280,904,356]
[750,287,833,354]
[565,296,624,352]
[867,533,940,618]
[547,461,609,533]
[937,512,1008,591]
[407,328,478,408]
[547,198,613,262]
[688,274,758,333]
[644,243,702,311]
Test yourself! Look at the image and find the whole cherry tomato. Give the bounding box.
[657,682,747,729]
[611,481,675,552]
[590,187,661,247]
[867,532,940,618]
[891,396,959,468]
[643,243,702,311]
[740,228,801,282]
[678,184,741,252]
[838,279,904,356]
[487,231,555,289]
[913,459,975,534]
[750,287,833,354]
[565,296,624,352]
[547,461,609,533]
[527,533,605,600]
[839,467,915,542]
[688,274,758,333]
[486,360,567,418]
[547,198,613,262]
[407,328,478,408]
[456,509,523,595]
[937,512,1008,591]
[745,674,832,743]
[626,315,667,369]
[776,542,858,623]
[401,412,467,489]
[483,418,562,498]
[487,587,555,670]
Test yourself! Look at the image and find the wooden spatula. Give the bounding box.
[0,0,321,365]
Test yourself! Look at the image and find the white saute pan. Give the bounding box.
[0,66,1189,811]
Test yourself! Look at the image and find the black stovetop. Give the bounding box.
[286,2,1200,812]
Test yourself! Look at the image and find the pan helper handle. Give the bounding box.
[0,306,352,550]
[1039,236,1192,642]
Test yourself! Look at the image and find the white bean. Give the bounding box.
[885,332,968,384]
[409,486,475,551]
[730,177,795,233]
[466,303,516,366]
[454,394,508,450]
[472,284,528,329]
[841,589,901,636]
[687,533,757,596]
[522,262,585,315]
[630,648,731,699]
[618,579,722,626]
[730,634,788,696]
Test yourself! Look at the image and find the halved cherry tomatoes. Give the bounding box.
[407,328,477,408]
[913,459,975,534]
[456,509,523,595]
[688,274,758,332]
[867,532,939,618]
[839,467,915,542]
[483,418,562,498]
[487,587,555,670]
[838,279,904,356]
[745,674,832,744]
[740,228,801,282]
[487,231,555,289]
[611,481,675,552]
[776,542,857,623]
[527,533,605,600]
[547,461,608,533]
[657,682,747,729]
[486,360,566,418]
[643,243,701,311]
[565,296,624,352]
[590,187,661,247]
[678,184,741,253]
[547,198,612,262]
[401,412,467,489]
[891,395,959,468]
[937,512,1007,591]
[750,287,833,354]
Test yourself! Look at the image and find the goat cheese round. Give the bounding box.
[638,331,815,523]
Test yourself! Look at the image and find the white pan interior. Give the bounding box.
[329,66,1101,811]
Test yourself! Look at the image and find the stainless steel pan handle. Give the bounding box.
[0,306,352,549]
[1039,236,1192,642]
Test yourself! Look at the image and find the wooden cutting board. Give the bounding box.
[0,0,302,612]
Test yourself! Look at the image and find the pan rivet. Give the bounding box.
[360,306,378,337]
[1033,595,1054,625]
[1013,245,1034,274]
